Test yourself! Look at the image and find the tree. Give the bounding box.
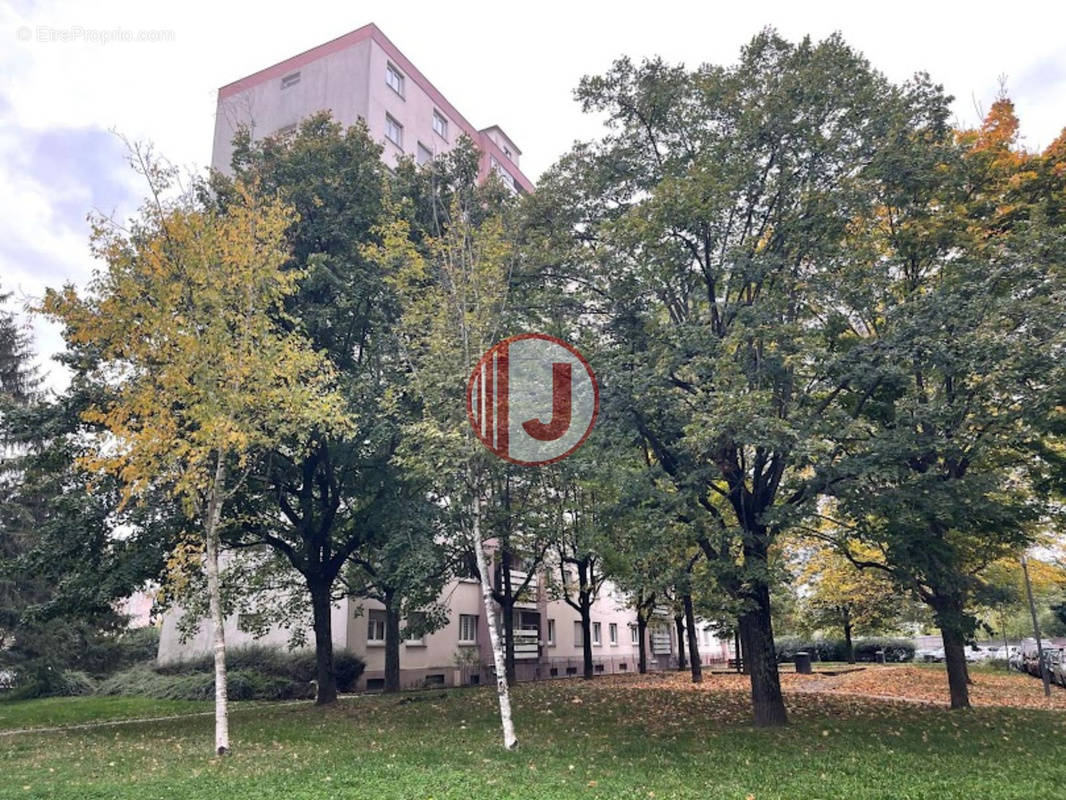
[552,479,609,680]
[822,97,1066,708]
[40,156,350,754]
[0,287,38,403]
[485,470,554,683]
[344,473,451,693]
[370,141,521,748]
[793,539,907,663]
[525,31,940,725]
[204,115,396,705]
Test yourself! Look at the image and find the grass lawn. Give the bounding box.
[0,695,209,731]
[2,673,1065,799]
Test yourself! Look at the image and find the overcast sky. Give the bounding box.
[3,0,1065,389]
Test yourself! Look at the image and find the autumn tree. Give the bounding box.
[40,153,350,753]
[202,115,398,705]
[793,539,907,663]
[822,96,1066,708]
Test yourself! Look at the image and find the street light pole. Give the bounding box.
[1021,555,1052,699]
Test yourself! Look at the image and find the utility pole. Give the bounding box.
[1021,555,1052,698]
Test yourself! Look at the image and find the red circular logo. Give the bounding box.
[466,334,599,466]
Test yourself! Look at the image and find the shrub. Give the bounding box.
[333,651,365,692]
[775,637,849,663]
[81,626,161,678]
[853,638,914,663]
[157,645,363,690]
[9,664,96,699]
[97,664,316,701]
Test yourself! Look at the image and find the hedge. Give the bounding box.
[775,636,915,663]
[97,646,365,701]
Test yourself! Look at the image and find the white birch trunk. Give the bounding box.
[471,489,518,749]
[203,455,230,755]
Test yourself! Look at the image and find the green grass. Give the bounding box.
[0,695,209,731]
[2,679,1065,799]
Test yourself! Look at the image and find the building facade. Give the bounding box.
[210,22,533,191]
[157,23,731,689]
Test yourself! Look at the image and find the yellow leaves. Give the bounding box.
[38,172,351,510]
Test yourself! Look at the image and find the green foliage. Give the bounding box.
[98,647,364,700]
[8,667,97,700]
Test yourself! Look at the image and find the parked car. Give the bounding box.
[1047,649,1066,687]
[964,645,996,663]
[916,647,944,663]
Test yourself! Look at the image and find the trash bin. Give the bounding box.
[876,649,886,664]
[795,651,813,674]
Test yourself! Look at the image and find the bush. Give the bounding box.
[80,626,161,678]
[157,645,363,690]
[853,638,914,663]
[98,664,316,701]
[775,636,915,663]
[9,664,96,700]
[101,646,364,701]
[775,637,849,663]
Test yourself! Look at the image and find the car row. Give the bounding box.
[1017,641,1066,686]
[915,644,1018,664]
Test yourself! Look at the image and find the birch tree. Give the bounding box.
[40,152,350,754]
[368,142,520,748]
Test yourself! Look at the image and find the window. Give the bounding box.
[367,610,386,644]
[432,110,448,140]
[459,614,478,644]
[592,622,602,646]
[237,612,263,632]
[609,623,618,646]
[630,624,639,644]
[281,71,300,89]
[417,142,433,166]
[404,611,426,645]
[546,618,556,646]
[385,63,405,97]
[573,620,583,647]
[385,114,403,147]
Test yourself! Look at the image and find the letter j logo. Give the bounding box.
[467,333,599,465]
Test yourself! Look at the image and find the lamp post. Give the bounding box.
[1021,555,1052,699]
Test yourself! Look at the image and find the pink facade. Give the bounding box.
[211,22,533,193]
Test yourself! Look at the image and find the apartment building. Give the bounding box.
[210,22,533,191]
[157,23,731,688]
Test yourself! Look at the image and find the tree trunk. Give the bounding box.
[581,600,594,679]
[471,491,517,749]
[501,600,516,684]
[203,457,229,755]
[843,611,855,665]
[683,594,702,683]
[674,614,687,670]
[933,592,972,709]
[739,581,787,727]
[941,625,971,709]
[637,614,648,674]
[384,589,401,694]
[309,578,338,703]
[739,616,751,675]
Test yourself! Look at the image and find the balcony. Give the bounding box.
[504,569,539,606]
[512,628,540,660]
